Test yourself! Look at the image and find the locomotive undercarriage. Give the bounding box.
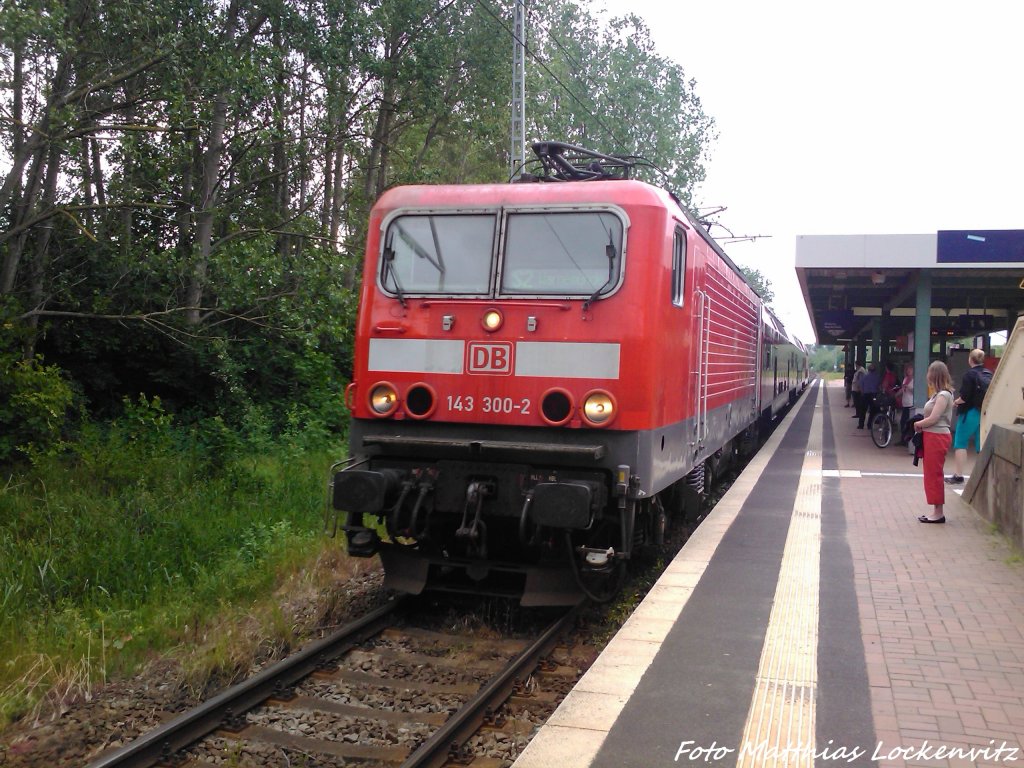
[330,453,650,605]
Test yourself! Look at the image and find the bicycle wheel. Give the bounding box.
[871,412,892,448]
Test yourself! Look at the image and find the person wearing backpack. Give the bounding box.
[946,348,993,485]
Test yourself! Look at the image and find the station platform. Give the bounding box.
[514,380,1024,768]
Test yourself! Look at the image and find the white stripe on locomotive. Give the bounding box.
[367,338,621,380]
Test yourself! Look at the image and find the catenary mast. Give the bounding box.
[510,0,526,179]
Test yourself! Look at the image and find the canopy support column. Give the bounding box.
[913,270,932,405]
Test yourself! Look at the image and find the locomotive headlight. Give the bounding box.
[582,390,616,426]
[481,309,504,332]
[369,382,399,417]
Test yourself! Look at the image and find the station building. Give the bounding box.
[795,229,1024,403]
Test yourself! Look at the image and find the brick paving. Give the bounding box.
[828,380,1024,767]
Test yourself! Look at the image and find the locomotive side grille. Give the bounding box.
[702,258,760,399]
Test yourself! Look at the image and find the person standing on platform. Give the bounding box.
[881,361,898,397]
[857,362,880,430]
[851,360,866,420]
[913,361,955,523]
[898,363,914,443]
[946,348,992,485]
[844,361,855,407]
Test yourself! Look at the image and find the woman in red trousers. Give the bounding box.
[913,361,954,523]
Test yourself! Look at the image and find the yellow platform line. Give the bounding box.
[737,385,823,767]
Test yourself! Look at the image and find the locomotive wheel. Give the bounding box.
[675,483,702,524]
[659,480,702,527]
[739,426,760,459]
[703,459,715,496]
[652,496,667,549]
[633,497,668,564]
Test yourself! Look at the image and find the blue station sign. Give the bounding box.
[937,230,1024,264]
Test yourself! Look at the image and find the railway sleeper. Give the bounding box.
[215,725,410,763]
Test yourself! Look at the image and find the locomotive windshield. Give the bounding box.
[381,214,495,295]
[500,212,623,296]
[379,209,624,299]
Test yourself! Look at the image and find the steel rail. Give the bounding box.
[400,602,583,768]
[86,596,406,768]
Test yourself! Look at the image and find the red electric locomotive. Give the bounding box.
[329,143,804,605]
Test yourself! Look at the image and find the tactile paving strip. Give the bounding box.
[737,386,823,767]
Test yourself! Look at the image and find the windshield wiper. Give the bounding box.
[381,239,407,308]
[395,222,444,273]
[393,220,448,291]
[582,232,618,311]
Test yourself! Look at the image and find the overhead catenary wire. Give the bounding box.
[524,5,683,184]
[471,0,629,156]
[476,0,693,215]
[524,5,633,156]
[525,4,607,111]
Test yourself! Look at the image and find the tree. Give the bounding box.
[0,0,720,440]
[738,265,775,306]
[806,344,844,372]
[525,2,717,203]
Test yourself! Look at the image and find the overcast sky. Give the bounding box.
[593,0,1024,342]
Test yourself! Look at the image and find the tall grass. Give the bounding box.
[0,398,348,727]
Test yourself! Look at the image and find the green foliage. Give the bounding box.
[11,409,334,605]
[2,0,716,436]
[806,344,845,372]
[0,411,340,725]
[738,265,775,305]
[0,346,78,462]
[526,2,716,201]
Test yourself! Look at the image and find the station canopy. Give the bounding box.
[795,230,1024,345]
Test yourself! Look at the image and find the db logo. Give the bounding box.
[467,342,513,375]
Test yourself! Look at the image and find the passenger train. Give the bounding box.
[329,143,807,605]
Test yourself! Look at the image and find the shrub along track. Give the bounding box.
[85,597,584,768]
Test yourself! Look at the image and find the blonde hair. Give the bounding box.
[969,348,985,366]
[927,361,953,394]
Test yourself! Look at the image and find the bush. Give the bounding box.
[0,416,340,725]
[0,352,78,463]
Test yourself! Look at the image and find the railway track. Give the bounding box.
[87,597,582,768]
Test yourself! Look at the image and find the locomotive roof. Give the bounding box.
[374,179,667,211]
[373,180,758,300]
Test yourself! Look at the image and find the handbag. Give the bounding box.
[909,415,925,466]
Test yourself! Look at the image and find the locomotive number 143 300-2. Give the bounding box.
[446,395,531,415]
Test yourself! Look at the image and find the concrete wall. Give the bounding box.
[964,424,1024,547]
[981,316,1024,447]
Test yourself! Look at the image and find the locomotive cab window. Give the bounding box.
[380,214,496,296]
[671,229,686,306]
[500,211,624,297]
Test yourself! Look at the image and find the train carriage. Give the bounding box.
[760,307,807,420]
[330,144,804,605]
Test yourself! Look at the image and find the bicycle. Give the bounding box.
[870,393,900,448]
